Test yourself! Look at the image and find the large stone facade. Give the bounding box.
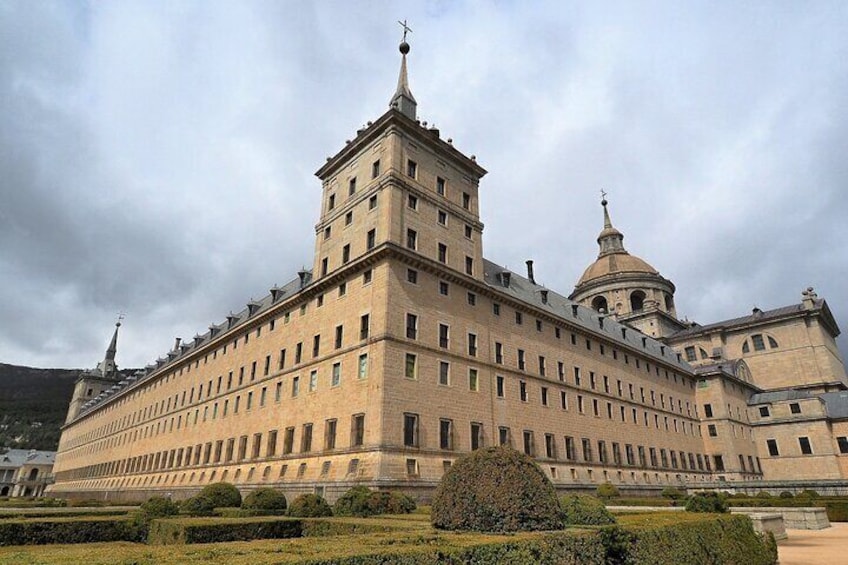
[49,40,848,502]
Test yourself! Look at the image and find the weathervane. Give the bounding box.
[116,312,126,326]
[398,19,412,42]
[600,189,608,204]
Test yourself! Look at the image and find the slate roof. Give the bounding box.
[481,258,692,372]
[0,449,56,469]
[821,391,848,420]
[748,389,815,405]
[670,300,827,339]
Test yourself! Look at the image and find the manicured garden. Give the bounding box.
[0,448,781,564]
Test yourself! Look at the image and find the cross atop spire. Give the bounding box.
[597,192,626,257]
[390,19,417,120]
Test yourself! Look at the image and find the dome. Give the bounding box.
[577,252,659,287]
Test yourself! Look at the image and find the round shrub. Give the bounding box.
[181,494,216,516]
[139,496,179,518]
[199,482,242,508]
[242,488,288,512]
[799,489,820,499]
[779,491,795,499]
[287,493,333,517]
[333,486,374,517]
[596,482,620,500]
[384,491,416,514]
[431,446,562,532]
[560,495,617,525]
[661,487,685,500]
[756,491,773,499]
[685,491,728,513]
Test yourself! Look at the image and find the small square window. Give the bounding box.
[467,292,476,306]
[407,269,418,284]
[439,281,449,295]
[790,403,801,414]
[408,194,418,210]
[363,269,373,285]
[437,210,448,226]
[369,195,377,210]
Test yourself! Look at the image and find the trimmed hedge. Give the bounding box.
[685,492,728,513]
[596,482,620,500]
[242,487,288,512]
[619,514,777,565]
[723,496,848,521]
[198,482,241,508]
[432,446,562,532]
[147,516,398,544]
[0,516,143,546]
[333,487,416,517]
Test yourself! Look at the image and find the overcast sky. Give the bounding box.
[2,1,847,370]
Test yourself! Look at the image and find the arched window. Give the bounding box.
[742,333,779,354]
[699,348,709,360]
[665,293,674,312]
[630,290,646,312]
[592,296,609,313]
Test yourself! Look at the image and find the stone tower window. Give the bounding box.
[630,290,646,312]
[591,296,608,313]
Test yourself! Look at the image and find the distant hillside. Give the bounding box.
[0,364,135,451]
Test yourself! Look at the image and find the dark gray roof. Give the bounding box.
[77,272,309,418]
[671,300,826,339]
[482,258,692,372]
[821,391,848,419]
[748,389,815,405]
[0,449,56,469]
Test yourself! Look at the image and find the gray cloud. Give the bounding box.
[2,1,847,369]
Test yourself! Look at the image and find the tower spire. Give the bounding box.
[597,192,627,257]
[390,19,417,120]
[96,315,122,379]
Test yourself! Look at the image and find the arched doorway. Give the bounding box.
[0,486,9,496]
[28,468,38,481]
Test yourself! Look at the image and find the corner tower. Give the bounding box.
[312,37,487,284]
[570,197,685,338]
[65,321,122,424]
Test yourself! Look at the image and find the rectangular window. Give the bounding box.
[325,419,337,450]
[708,424,717,437]
[469,368,479,391]
[313,334,321,358]
[493,303,500,315]
[407,194,418,210]
[360,314,370,339]
[439,324,450,348]
[468,333,477,356]
[405,353,417,379]
[471,422,483,450]
[358,353,368,379]
[331,362,341,387]
[515,311,523,325]
[366,229,376,250]
[301,423,313,452]
[437,209,448,226]
[790,403,801,414]
[565,436,576,460]
[292,376,300,397]
[252,433,262,459]
[406,313,418,339]
[407,228,417,250]
[465,256,473,275]
[759,406,770,417]
[766,439,780,456]
[518,349,525,371]
[582,438,593,462]
[520,380,528,402]
[465,224,473,239]
[523,430,535,456]
[309,370,317,392]
[462,192,470,209]
[342,244,350,264]
[496,375,505,397]
[467,292,476,306]
[560,390,568,410]
[439,280,449,295]
[407,268,418,283]
[545,434,556,459]
[295,342,303,364]
[538,356,546,376]
[440,419,453,450]
[345,211,353,225]
[495,342,503,364]
[438,243,447,263]
[499,426,511,447]
[369,195,377,209]
[407,159,417,178]
[363,269,372,284]
[436,176,446,196]
[351,414,365,446]
[283,427,294,454]
[541,386,549,406]
[837,437,848,454]
[799,437,813,455]
[349,176,357,195]
[403,413,419,447]
[335,325,344,349]
[439,361,450,386]
[237,436,248,460]
[371,160,380,178]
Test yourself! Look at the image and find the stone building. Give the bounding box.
[48,38,848,501]
[569,195,848,484]
[0,449,56,497]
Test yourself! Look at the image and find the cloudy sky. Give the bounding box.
[2,1,847,370]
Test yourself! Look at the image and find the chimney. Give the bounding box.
[298,269,309,288]
[173,337,182,351]
[526,260,535,284]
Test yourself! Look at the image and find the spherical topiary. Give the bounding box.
[199,482,242,508]
[333,486,374,517]
[560,495,617,525]
[779,491,795,499]
[798,489,820,499]
[756,491,773,499]
[596,482,620,500]
[384,491,416,514]
[242,488,288,512]
[139,496,179,518]
[431,446,562,532]
[685,491,728,513]
[181,494,216,516]
[287,493,333,517]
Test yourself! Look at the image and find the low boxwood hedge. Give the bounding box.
[0,515,143,546]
